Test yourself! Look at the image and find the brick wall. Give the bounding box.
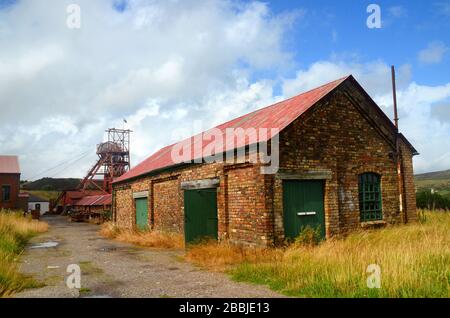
[400,140,417,222]
[113,85,417,246]
[225,164,273,246]
[153,178,182,232]
[273,87,415,240]
[0,173,20,210]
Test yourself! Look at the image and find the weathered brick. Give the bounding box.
[112,83,417,247]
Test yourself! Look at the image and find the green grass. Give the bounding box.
[26,190,60,201]
[79,287,91,294]
[79,261,104,275]
[186,210,449,298]
[414,169,450,198]
[0,210,48,297]
[230,211,449,298]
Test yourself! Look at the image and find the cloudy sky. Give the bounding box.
[0,0,449,180]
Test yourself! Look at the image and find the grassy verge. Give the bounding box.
[0,210,48,297]
[100,222,184,249]
[26,190,60,201]
[185,210,449,298]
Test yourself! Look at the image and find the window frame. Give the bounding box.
[1,184,11,202]
[358,173,383,222]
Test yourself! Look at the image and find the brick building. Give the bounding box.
[112,76,418,246]
[0,155,21,210]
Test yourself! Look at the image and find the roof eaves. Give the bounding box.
[113,162,192,185]
[114,75,351,184]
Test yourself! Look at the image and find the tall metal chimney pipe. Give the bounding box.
[391,65,406,223]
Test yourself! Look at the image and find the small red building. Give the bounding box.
[0,156,21,210]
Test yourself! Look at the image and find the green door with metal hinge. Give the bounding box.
[283,180,325,240]
[184,189,218,244]
[135,197,148,230]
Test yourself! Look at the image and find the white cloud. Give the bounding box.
[418,41,448,64]
[331,30,338,43]
[281,59,450,173]
[435,2,450,17]
[388,6,407,18]
[0,0,299,179]
[1,0,450,180]
[282,60,412,98]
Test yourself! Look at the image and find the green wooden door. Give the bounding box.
[135,197,148,230]
[283,180,325,240]
[184,189,218,244]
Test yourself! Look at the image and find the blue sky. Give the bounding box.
[0,0,449,178]
[267,0,450,85]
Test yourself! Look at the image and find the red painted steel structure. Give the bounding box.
[79,128,131,194]
[54,129,130,214]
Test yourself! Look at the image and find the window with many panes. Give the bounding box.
[358,173,382,221]
[1,185,11,202]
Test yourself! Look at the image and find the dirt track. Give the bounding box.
[15,216,281,298]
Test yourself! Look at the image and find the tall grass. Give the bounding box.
[185,240,283,271]
[0,210,48,297]
[100,222,184,249]
[186,210,449,298]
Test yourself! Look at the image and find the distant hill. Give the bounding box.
[415,169,450,197]
[25,190,61,201]
[22,177,103,191]
[22,178,82,191]
[415,169,450,181]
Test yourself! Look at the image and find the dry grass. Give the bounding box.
[100,222,184,249]
[0,212,48,235]
[0,210,48,297]
[186,210,450,297]
[185,240,283,271]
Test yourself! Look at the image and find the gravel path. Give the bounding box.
[15,216,281,298]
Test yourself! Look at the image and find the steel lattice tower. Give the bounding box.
[78,128,131,193]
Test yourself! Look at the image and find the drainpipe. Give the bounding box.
[391,66,406,223]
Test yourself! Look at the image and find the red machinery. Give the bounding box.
[53,128,131,216]
[78,128,131,194]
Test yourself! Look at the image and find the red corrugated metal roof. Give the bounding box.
[114,76,350,183]
[0,155,20,174]
[74,194,112,207]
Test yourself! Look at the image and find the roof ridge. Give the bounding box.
[115,75,351,183]
[140,75,350,153]
[215,75,351,129]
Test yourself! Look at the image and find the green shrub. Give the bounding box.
[416,191,450,210]
[294,226,322,246]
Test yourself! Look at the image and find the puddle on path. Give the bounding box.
[30,241,59,249]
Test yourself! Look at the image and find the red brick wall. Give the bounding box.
[0,173,20,210]
[153,178,182,232]
[400,140,417,222]
[225,164,273,246]
[273,88,414,240]
[113,86,417,246]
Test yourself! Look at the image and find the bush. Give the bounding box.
[294,226,322,246]
[416,191,450,210]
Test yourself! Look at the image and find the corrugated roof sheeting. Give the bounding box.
[115,76,349,183]
[74,194,112,207]
[0,155,20,174]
